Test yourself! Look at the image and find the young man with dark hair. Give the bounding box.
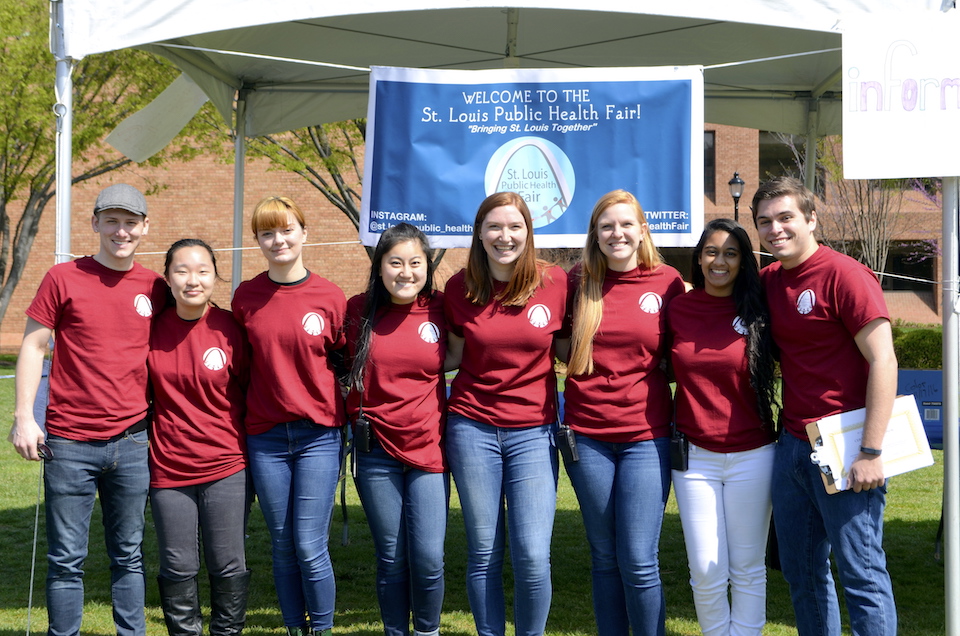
[752,176,898,636]
[10,184,166,636]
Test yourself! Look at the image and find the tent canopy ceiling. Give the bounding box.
[60,1,945,138]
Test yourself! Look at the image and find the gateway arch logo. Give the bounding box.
[133,294,153,318]
[203,347,227,371]
[796,290,816,315]
[485,137,575,228]
[638,292,663,314]
[418,321,441,344]
[302,312,325,336]
[527,304,552,328]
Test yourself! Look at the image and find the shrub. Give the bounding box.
[894,328,942,369]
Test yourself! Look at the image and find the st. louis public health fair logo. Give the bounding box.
[638,292,663,314]
[733,316,749,336]
[527,304,552,328]
[418,321,441,344]
[203,347,227,371]
[133,294,153,318]
[796,289,816,315]
[485,137,575,228]
[302,312,326,336]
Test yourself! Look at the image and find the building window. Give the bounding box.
[704,131,716,202]
[881,240,938,292]
[758,131,825,196]
[758,131,801,182]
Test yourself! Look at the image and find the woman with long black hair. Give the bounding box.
[345,223,449,636]
[666,217,778,636]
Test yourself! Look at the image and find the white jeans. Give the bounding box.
[672,442,775,636]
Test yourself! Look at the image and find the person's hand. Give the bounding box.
[848,453,884,493]
[8,416,45,461]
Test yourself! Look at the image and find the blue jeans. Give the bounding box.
[43,429,150,636]
[354,446,450,636]
[247,422,342,630]
[773,432,897,636]
[563,434,671,636]
[445,414,558,636]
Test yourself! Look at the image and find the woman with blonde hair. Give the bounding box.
[443,191,568,636]
[562,189,685,636]
[231,196,347,636]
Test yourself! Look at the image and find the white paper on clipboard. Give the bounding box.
[805,395,934,494]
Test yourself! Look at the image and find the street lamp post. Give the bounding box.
[728,172,745,223]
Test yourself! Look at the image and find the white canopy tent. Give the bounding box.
[50,1,958,629]
[50,0,946,274]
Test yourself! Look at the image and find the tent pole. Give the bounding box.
[51,0,73,265]
[232,90,248,294]
[943,175,959,635]
[504,8,519,68]
[803,100,819,193]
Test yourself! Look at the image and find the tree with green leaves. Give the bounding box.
[0,0,204,326]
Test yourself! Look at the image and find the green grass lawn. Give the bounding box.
[0,375,946,635]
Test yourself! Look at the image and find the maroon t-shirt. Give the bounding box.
[148,306,248,488]
[762,246,890,440]
[444,266,568,428]
[232,271,346,435]
[346,293,447,472]
[26,257,165,440]
[563,263,685,442]
[667,288,775,452]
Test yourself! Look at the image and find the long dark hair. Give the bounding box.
[347,223,436,392]
[691,218,778,427]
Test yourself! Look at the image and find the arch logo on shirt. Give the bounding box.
[133,294,153,318]
[203,347,228,371]
[419,321,441,344]
[796,289,817,315]
[733,316,748,336]
[638,292,663,314]
[302,312,325,336]
[527,304,551,328]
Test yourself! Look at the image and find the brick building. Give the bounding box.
[0,124,941,352]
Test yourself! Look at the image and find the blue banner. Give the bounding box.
[361,66,703,248]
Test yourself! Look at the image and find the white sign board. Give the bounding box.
[842,12,960,179]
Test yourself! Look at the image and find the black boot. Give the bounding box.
[157,575,203,636]
[209,570,251,636]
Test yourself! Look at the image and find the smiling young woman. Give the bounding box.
[149,238,252,636]
[443,192,568,636]
[563,189,686,636]
[666,218,778,636]
[231,196,347,636]
[345,223,449,636]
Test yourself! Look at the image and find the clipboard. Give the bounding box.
[805,394,934,494]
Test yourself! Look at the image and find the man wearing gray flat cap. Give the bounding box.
[10,183,166,636]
